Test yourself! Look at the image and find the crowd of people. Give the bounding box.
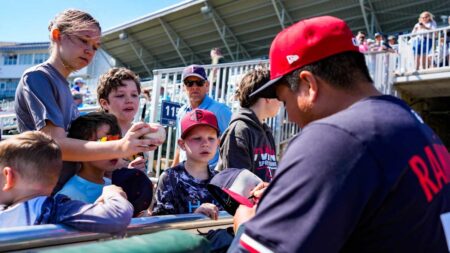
[1,8,450,253]
[355,11,450,70]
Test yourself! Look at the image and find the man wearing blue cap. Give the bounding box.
[172,65,232,168]
[229,16,450,253]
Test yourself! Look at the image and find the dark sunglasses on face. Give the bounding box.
[184,80,205,87]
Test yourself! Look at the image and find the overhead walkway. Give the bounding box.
[394,26,450,98]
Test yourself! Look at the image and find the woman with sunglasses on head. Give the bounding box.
[14,9,162,193]
[412,11,437,69]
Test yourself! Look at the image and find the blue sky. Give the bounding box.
[0,0,184,42]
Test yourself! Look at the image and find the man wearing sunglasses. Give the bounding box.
[172,65,232,168]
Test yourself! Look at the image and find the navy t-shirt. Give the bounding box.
[230,95,450,253]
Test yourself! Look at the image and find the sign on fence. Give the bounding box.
[160,101,181,126]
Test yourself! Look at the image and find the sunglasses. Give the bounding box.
[97,135,120,142]
[184,80,205,87]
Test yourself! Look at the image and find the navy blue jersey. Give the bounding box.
[230,95,450,253]
[153,162,221,215]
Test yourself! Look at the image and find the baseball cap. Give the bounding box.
[374,32,382,37]
[182,64,208,81]
[74,77,85,84]
[388,35,396,40]
[181,109,219,139]
[250,16,359,98]
[207,168,263,215]
[112,168,153,217]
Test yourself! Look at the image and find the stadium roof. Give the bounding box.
[101,0,450,78]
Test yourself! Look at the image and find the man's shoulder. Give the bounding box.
[316,95,410,130]
[203,96,231,112]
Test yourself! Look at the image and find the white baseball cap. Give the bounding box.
[74,77,85,84]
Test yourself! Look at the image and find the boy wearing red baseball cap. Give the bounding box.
[229,16,450,253]
[152,109,222,219]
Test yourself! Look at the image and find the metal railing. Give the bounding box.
[0,211,232,252]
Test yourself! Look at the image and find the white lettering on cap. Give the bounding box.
[286,55,299,64]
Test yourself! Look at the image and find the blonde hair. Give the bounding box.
[419,11,435,23]
[48,9,101,52]
[0,131,62,185]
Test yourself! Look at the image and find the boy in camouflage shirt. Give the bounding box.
[153,109,222,219]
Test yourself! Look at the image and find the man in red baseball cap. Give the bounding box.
[228,16,450,252]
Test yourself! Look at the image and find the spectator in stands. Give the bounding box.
[71,77,86,94]
[388,35,398,52]
[228,16,450,252]
[446,16,450,49]
[366,38,375,51]
[355,31,369,53]
[97,67,148,172]
[430,35,450,67]
[72,93,88,116]
[0,131,132,233]
[216,67,279,182]
[153,109,221,219]
[172,65,232,168]
[412,11,437,69]
[14,9,161,193]
[57,112,121,203]
[72,93,83,108]
[371,32,391,52]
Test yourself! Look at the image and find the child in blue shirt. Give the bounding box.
[0,131,132,233]
[57,112,121,203]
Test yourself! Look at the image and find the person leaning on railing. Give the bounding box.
[411,11,437,69]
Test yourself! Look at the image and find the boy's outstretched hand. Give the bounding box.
[95,185,128,204]
[194,203,219,220]
[128,156,147,171]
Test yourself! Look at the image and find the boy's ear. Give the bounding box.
[177,139,186,151]
[2,167,16,191]
[215,136,220,146]
[99,98,110,111]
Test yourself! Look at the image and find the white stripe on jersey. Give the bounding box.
[240,233,274,253]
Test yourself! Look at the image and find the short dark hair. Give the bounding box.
[285,51,373,92]
[235,67,270,108]
[0,131,62,185]
[68,112,121,141]
[97,67,141,106]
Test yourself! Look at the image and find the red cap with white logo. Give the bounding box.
[250,16,359,98]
